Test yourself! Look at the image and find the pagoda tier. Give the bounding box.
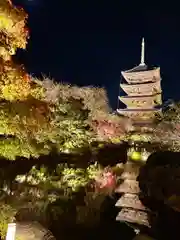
[120,161,140,180]
[116,208,150,227]
[120,81,161,96]
[121,67,161,84]
[115,193,147,211]
[119,94,162,109]
[117,108,161,122]
[115,179,140,194]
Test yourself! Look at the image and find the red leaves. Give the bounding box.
[94,167,117,193]
[91,118,131,141]
[23,73,30,82]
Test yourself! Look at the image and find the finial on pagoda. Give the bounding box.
[140,38,145,66]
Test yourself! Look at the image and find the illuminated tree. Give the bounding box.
[0,76,129,159]
[0,1,131,238]
[0,1,130,161]
[152,102,180,151]
[0,0,130,159]
[0,0,30,100]
[0,161,120,237]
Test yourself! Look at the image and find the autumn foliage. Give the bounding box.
[0,1,132,238]
[152,102,180,151]
[0,0,28,58]
[0,1,131,161]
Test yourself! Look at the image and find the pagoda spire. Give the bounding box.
[140,38,145,66]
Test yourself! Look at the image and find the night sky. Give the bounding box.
[14,0,180,109]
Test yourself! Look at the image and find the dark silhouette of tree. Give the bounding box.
[138,151,180,240]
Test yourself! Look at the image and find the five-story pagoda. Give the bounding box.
[115,39,163,234]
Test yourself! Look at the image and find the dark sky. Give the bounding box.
[14,0,180,109]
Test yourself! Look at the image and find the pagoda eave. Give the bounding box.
[120,81,161,96]
[119,94,162,109]
[119,94,161,99]
[117,108,161,114]
[116,208,150,227]
[115,179,140,194]
[115,193,148,211]
[121,67,161,84]
[117,108,161,122]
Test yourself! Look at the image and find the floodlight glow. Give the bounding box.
[130,151,142,161]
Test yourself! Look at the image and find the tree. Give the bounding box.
[0,1,130,161]
[0,159,121,237]
[0,0,30,98]
[152,102,180,151]
[138,151,180,240]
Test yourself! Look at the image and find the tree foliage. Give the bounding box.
[0,204,16,239]
[0,160,119,237]
[0,2,129,160]
[152,102,180,151]
[0,76,130,160]
[0,0,28,59]
[0,1,131,238]
[0,1,129,160]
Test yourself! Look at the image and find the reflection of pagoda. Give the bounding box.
[117,38,162,128]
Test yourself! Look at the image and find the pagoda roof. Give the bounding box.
[119,95,162,109]
[119,94,160,99]
[121,67,161,84]
[124,64,148,73]
[117,108,160,112]
[115,179,140,194]
[120,81,162,96]
[120,79,161,88]
[115,193,148,211]
[117,108,161,122]
[116,208,150,227]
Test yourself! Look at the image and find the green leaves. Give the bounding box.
[0,204,16,239]
[15,163,101,195]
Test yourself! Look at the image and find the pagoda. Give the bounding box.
[117,38,162,129]
[115,39,162,235]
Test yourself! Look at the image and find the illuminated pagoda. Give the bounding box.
[117,38,162,130]
[115,39,162,234]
